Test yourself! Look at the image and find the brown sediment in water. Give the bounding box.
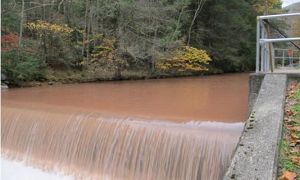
[2,73,249,122]
[1,74,249,179]
[2,106,243,180]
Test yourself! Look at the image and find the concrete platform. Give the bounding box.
[274,67,300,73]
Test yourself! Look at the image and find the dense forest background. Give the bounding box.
[1,0,283,86]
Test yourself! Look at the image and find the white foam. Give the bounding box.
[1,158,74,180]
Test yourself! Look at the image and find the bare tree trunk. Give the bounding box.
[58,0,65,11]
[266,24,274,72]
[172,5,185,41]
[187,0,205,45]
[86,1,92,61]
[82,0,90,59]
[19,0,25,49]
[42,0,46,20]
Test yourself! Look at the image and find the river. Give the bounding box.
[1,73,249,180]
[2,73,249,122]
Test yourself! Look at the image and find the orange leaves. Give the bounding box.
[287,82,300,99]
[1,33,19,52]
[290,126,300,132]
[290,156,300,166]
[286,109,296,117]
[279,81,300,179]
[280,171,297,180]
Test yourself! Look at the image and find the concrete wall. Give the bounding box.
[248,73,300,113]
[248,73,265,113]
[224,73,300,180]
[224,74,288,180]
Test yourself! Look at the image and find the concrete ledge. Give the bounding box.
[248,73,264,113]
[224,74,287,180]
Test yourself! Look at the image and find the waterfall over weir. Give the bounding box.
[2,105,243,180]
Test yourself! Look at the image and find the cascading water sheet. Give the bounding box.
[1,74,248,179]
[2,106,243,180]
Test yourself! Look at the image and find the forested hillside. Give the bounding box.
[285,2,300,37]
[1,0,282,86]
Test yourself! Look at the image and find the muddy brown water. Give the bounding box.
[1,73,249,180]
[2,73,249,122]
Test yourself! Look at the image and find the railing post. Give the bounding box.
[260,20,265,72]
[256,17,260,73]
[256,13,300,73]
[282,50,284,68]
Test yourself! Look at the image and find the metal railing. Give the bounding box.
[256,13,300,73]
[274,48,300,68]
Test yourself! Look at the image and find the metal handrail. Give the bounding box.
[256,13,300,73]
[260,37,300,43]
[259,13,300,20]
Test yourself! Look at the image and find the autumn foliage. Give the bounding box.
[279,82,300,180]
[1,33,19,52]
[280,171,297,180]
[157,46,211,73]
[26,20,74,36]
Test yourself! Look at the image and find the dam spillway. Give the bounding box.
[1,73,249,180]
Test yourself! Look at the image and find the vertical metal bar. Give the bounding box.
[257,13,300,73]
[260,21,265,72]
[266,43,270,72]
[292,51,294,67]
[261,45,264,72]
[264,44,267,72]
[264,45,268,71]
[256,17,260,73]
[271,43,275,72]
[282,50,284,67]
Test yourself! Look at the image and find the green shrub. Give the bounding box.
[1,50,45,86]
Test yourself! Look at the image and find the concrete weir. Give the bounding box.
[224,74,288,180]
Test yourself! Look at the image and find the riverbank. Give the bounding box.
[278,81,300,179]
[2,67,230,88]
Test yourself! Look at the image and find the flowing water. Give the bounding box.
[1,73,249,180]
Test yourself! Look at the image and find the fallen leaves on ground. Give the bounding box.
[290,126,300,132]
[286,109,296,117]
[279,81,300,179]
[280,171,297,180]
[290,156,300,166]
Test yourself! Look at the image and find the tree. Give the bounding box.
[189,0,257,72]
[1,0,268,83]
[1,33,20,52]
[157,45,212,73]
[19,0,25,48]
[247,0,282,14]
[187,0,206,45]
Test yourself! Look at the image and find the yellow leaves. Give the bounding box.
[280,171,297,180]
[157,45,212,73]
[79,60,86,65]
[177,46,211,63]
[251,0,282,14]
[90,37,117,62]
[26,20,74,36]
